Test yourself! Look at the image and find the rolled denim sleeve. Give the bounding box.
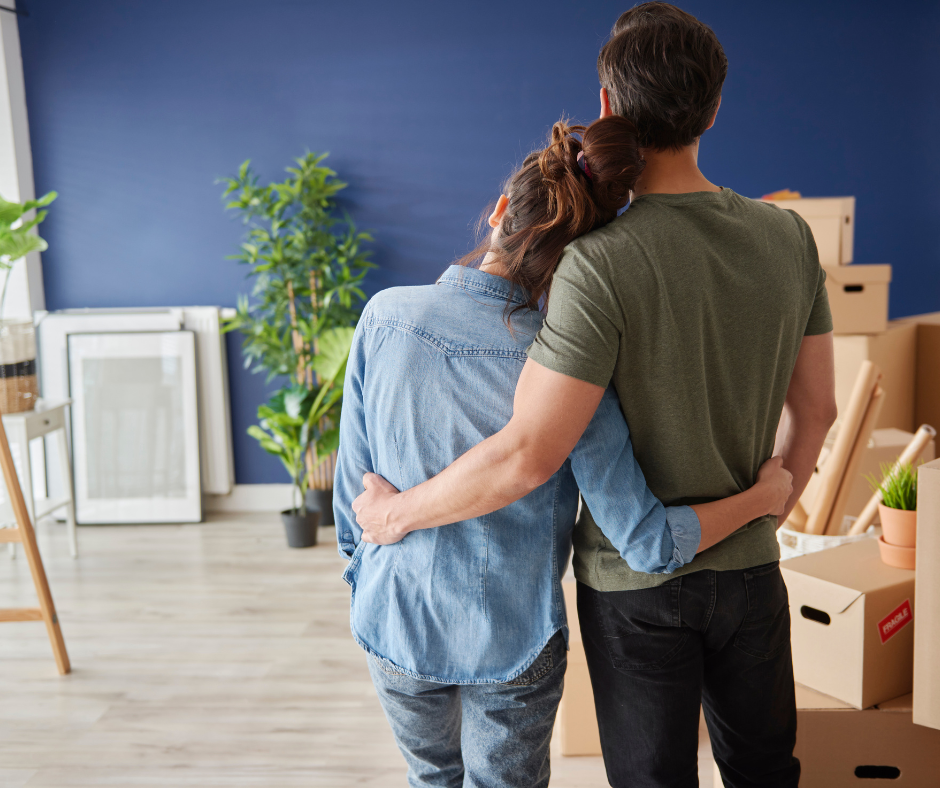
[569,387,701,574]
[333,314,372,560]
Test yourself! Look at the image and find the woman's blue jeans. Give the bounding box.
[367,630,567,788]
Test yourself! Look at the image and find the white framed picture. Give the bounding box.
[67,331,202,524]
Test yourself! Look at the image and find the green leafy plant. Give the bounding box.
[867,462,919,511]
[220,153,372,498]
[248,326,355,512]
[0,191,57,316]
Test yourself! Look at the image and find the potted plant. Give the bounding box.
[249,326,355,547]
[0,191,56,413]
[221,153,371,536]
[868,461,918,569]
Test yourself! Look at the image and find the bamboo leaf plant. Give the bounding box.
[221,154,372,513]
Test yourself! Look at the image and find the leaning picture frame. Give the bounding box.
[66,331,202,524]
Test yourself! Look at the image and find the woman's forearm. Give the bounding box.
[691,485,775,553]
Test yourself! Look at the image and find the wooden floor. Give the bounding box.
[0,514,715,787]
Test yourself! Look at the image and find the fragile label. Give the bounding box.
[878,599,913,645]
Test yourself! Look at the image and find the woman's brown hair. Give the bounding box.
[458,114,644,312]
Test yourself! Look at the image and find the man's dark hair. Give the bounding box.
[598,2,727,151]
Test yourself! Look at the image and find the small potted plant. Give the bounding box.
[0,191,56,413]
[249,326,355,547]
[868,462,918,569]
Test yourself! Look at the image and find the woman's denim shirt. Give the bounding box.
[334,266,700,684]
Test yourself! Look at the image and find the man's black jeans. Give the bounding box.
[577,562,800,788]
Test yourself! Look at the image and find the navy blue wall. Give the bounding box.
[18,1,940,483]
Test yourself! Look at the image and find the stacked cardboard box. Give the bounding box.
[762,197,855,267]
[768,197,936,531]
[557,579,602,756]
[715,686,940,787]
[896,311,940,437]
[914,458,940,731]
[781,538,915,709]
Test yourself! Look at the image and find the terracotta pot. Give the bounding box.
[878,535,916,570]
[878,503,917,547]
[280,508,321,548]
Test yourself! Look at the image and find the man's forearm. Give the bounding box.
[353,360,607,544]
[778,410,833,523]
[691,485,775,553]
[384,424,549,535]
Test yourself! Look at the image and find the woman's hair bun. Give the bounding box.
[580,115,645,217]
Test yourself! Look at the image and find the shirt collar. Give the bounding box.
[437,265,531,307]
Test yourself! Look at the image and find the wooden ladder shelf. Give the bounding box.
[0,412,70,674]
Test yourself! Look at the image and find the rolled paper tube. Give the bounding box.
[849,423,938,535]
[824,386,885,535]
[804,361,881,535]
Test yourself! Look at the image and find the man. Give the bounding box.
[353,4,836,787]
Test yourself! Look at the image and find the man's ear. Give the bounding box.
[488,194,509,228]
[599,87,612,119]
[704,95,721,131]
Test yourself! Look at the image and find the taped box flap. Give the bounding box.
[876,693,913,713]
[795,683,856,710]
[782,539,913,599]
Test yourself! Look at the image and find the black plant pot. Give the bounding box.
[281,508,321,548]
[305,488,335,526]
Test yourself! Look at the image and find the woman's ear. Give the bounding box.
[599,87,612,119]
[488,194,509,228]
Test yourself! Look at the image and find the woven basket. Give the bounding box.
[0,320,38,414]
[0,369,38,413]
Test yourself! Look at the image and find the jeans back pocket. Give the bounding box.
[734,562,791,660]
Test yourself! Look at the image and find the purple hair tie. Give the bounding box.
[577,150,592,180]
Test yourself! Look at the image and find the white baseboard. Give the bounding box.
[204,484,296,513]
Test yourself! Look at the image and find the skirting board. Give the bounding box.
[204,484,298,513]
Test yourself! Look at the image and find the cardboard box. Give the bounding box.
[713,686,940,787]
[801,428,936,520]
[713,684,940,788]
[833,321,917,435]
[793,687,940,787]
[557,580,602,756]
[763,196,855,266]
[895,311,940,435]
[781,538,916,709]
[914,458,940,731]
[824,264,891,335]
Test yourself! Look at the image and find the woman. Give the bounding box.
[334,116,791,787]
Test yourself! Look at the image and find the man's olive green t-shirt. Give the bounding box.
[527,188,833,591]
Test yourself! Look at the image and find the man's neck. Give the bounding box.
[632,140,721,197]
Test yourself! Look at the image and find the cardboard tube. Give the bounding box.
[849,423,938,535]
[787,500,809,533]
[824,386,885,535]
[804,361,881,535]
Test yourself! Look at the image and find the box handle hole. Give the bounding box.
[854,766,900,779]
[844,285,864,293]
[800,605,831,625]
